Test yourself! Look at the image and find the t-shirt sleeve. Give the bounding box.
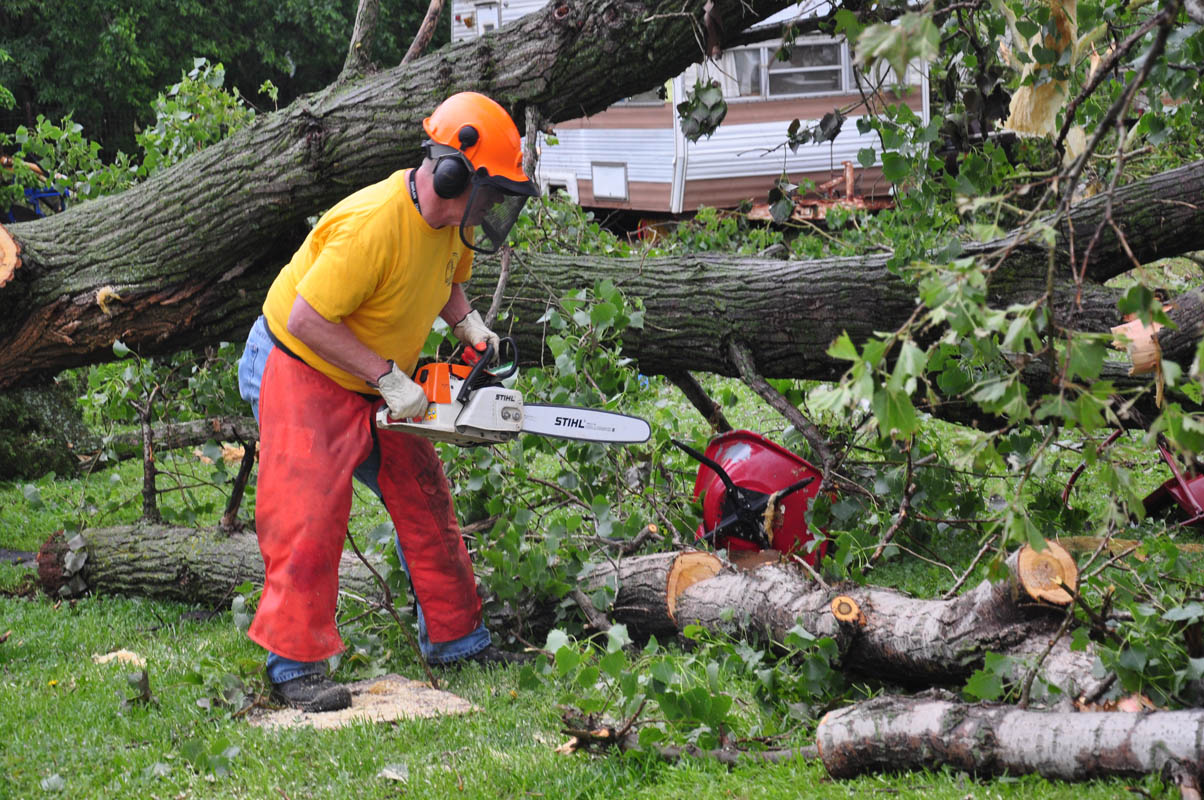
[294,224,383,323]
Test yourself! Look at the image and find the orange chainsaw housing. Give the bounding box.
[413,362,474,404]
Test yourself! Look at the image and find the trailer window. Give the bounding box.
[729,40,847,98]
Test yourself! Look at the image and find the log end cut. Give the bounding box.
[0,223,19,288]
[1017,540,1077,605]
[831,595,867,626]
[665,551,722,623]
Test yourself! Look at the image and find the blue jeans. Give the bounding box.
[239,317,490,682]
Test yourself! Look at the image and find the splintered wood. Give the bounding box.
[0,223,18,288]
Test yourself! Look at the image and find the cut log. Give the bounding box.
[587,546,1108,699]
[583,551,721,641]
[816,693,1204,782]
[35,524,386,607]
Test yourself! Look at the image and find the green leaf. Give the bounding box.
[827,332,859,362]
[606,624,632,652]
[591,302,617,329]
[881,152,910,183]
[544,629,569,653]
[554,645,581,677]
[1163,602,1204,622]
[599,650,626,679]
[872,387,919,439]
[964,668,1003,701]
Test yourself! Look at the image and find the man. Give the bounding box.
[237,92,538,713]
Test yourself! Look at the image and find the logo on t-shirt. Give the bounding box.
[443,255,457,286]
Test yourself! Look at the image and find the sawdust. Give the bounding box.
[247,673,477,731]
[92,649,147,668]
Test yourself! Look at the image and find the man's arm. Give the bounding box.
[439,283,472,328]
[287,294,391,386]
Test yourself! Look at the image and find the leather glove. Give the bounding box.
[376,361,429,419]
[452,310,500,363]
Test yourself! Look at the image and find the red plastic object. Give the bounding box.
[1143,442,1204,527]
[692,430,828,564]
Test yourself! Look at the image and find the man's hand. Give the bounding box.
[452,310,500,363]
[377,362,429,419]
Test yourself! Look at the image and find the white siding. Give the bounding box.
[537,128,677,186]
[451,0,549,42]
[683,117,877,181]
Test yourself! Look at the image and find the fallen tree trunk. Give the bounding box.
[815,692,1204,782]
[1,151,1201,392]
[586,545,1108,700]
[35,525,386,607]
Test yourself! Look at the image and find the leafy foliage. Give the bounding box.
[0,0,447,155]
[676,79,728,142]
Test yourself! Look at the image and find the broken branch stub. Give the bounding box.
[1014,540,1078,606]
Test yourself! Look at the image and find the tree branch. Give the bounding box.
[402,0,448,64]
[340,0,381,80]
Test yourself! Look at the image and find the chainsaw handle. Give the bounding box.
[493,337,519,380]
[455,337,519,405]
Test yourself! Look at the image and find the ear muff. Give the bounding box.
[428,126,480,199]
[432,154,471,199]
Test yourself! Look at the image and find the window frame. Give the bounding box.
[725,37,852,101]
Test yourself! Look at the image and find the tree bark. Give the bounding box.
[586,549,1108,700]
[815,692,1204,782]
[35,525,386,607]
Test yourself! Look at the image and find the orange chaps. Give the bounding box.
[247,348,482,662]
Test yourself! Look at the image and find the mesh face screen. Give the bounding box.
[459,177,532,254]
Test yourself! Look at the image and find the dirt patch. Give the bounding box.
[246,673,477,731]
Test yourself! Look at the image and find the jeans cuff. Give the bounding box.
[423,625,492,664]
[266,653,328,684]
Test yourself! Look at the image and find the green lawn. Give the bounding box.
[0,593,1158,799]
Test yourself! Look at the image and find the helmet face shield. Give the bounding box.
[460,171,536,254]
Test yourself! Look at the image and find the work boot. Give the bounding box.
[447,644,535,668]
[270,674,352,712]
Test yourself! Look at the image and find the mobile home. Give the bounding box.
[450,2,928,214]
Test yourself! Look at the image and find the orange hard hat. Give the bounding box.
[422,92,530,184]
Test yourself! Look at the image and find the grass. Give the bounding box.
[0,593,1164,799]
[0,373,1197,798]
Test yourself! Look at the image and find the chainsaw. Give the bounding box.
[375,337,651,447]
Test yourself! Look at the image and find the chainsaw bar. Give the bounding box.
[521,404,651,443]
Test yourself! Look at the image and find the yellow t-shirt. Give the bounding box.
[263,169,473,392]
